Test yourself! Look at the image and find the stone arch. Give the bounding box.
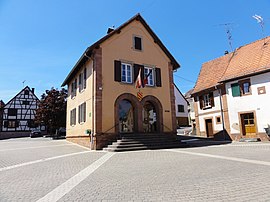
[141,95,163,133]
[114,93,142,133]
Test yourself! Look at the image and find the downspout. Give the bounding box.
[215,85,225,140]
[84,52,95,149]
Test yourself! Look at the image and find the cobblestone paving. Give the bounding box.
[1,138,270,201]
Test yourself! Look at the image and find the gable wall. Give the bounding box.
[174,86,188,118]
[100,20,175,132]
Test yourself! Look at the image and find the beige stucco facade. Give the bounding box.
[101,20,174,133]
[63,14,179,149]
[66,60,93,147]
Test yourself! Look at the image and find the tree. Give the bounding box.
[35,88,67,135]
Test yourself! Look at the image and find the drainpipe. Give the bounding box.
[84,52,95,150]
[215,85,225,140]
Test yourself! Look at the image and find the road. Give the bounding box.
[1,137,270,201]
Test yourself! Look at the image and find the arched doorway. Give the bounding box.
[115,93,141,133]
[118,99,134,133]
[141,96,163,133]
[143,101,157,133]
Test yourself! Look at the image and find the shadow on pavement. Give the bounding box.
[177,135,232,148]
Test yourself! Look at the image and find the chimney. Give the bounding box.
[32,88,35,94]
[224,50,229,55]
[107,27,114,34]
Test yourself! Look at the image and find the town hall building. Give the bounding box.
[62,14,181,149]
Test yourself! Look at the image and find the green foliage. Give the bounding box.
[35,87,67,134]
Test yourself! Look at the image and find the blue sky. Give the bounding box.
[1,0,270,103]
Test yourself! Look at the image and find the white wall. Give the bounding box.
[174,86,188,118]
[197,89,224,133]
[226,72,270,134]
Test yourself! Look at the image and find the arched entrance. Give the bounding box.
[143,101,157,133]
[141,96,163,133]
[115,93,141,133]
[115,94,163,134]
[118,99,134,133]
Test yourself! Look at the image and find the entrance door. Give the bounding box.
[205,119,213,137]
[119,100,133,133]
[143,101,157,133]
[241,113,256,138]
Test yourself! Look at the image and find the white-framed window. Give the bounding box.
[203,94,211,108]
[144,67,154,86]
[177,104,184,113]
[78,102,86,123]
[121,63,132,83]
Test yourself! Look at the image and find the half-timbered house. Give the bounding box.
[0,86,45,139]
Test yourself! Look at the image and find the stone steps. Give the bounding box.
[103,133,187,152]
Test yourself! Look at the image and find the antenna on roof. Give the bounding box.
[22,80,26,88]
[218,23,234,52]
[252,14,266,44]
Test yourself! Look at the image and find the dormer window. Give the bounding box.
[134,36,142,51]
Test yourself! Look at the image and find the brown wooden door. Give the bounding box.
[241,113,256,138]
[205,119,214,138]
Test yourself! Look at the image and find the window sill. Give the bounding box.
[79,89,86,93]
[202,106,212,110]
[241,93,252,96]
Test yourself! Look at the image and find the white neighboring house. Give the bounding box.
[184,88,195,126]
[223,68,270,141]
[174,84,189,127]
[0,86,46,139]
[192,36,270,141]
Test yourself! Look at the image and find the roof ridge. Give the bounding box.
[236,35,270,50]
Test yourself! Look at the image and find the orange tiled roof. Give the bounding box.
[220,37,270,82]
[193,36,270,94]
[193,53,232,94]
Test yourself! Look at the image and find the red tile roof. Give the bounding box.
[193,36,270,94]
[193,53,232,94]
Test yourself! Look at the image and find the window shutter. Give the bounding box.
[83,103,86,122]
[155,68,162,87]
[140,65,144,82]
[231,83,241,97]
[114,60,121,82]
[209,92,215,107]
[74,108,76,124]
[83,68,87,88]
[4,121,8,127]
[199,96,203,109]
[133,64,144,84]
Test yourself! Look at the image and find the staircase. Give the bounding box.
[103,133,188,152]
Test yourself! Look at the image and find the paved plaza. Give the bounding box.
[1,137,270,201]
